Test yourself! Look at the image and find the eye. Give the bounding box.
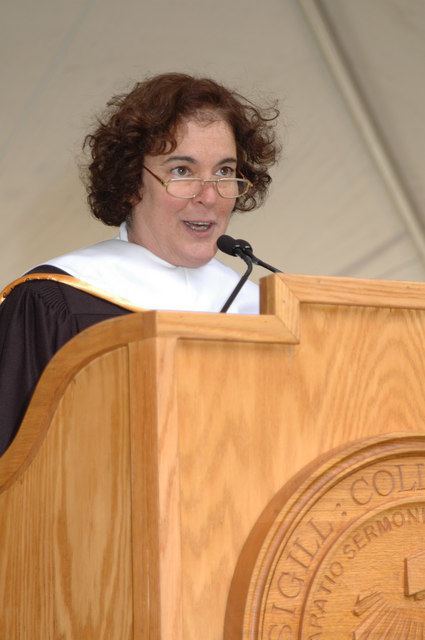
[170,165,192,178]
[217,165,236,178]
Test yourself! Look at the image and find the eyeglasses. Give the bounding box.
[143,165,252,199]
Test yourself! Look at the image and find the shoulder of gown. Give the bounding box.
[0,265,130,455]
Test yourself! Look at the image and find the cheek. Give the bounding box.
[164,194,188,217]
[220,200,235,220]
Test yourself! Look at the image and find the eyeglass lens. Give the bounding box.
[167,179,249,199]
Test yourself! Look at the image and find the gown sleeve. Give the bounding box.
[0,280,77,455]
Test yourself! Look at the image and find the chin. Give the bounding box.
[181,249,216,269]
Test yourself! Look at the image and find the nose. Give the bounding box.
[195,180,219,206]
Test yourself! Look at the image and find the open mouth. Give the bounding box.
[183,221,214,232]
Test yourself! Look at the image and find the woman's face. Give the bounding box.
[128,117,237,268]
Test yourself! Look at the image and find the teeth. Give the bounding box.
[184,221,211,230]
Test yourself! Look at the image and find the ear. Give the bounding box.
[129,188,142,207]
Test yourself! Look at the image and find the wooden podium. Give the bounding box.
[2,273,425,639]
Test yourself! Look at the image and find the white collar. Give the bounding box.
[43,223,259,314]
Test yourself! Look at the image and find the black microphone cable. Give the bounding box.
[233,239,282,273]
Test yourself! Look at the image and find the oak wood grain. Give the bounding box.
[271,273,425,309]
[2,274,425,638]
[0,349,133,638]
[128,338,183,639]
[0,284,299,493]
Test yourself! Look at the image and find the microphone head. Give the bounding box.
[217,235,254,257]
[217,234,239,256]
[235,238,253,252]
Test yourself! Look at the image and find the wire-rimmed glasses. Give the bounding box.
[143,165,252,199]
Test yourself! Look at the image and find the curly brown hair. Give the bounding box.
[83,73,280,226]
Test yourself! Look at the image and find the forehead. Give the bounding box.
[168,117,236,158]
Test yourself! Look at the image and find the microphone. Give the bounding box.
[235,238,282,273]
[217,235,283,313]
[216,235,248,258]
[217,235,282,273]
[217,235,253,313]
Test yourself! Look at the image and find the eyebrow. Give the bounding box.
[162,155,237,165]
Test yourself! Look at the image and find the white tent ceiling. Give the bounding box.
[1,0,424,286]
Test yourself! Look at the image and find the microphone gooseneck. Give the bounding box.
[217,235,282,313]
[218,236,253,313]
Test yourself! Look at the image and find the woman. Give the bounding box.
[0,72,280,454]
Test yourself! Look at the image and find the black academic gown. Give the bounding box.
[0,265,131,455]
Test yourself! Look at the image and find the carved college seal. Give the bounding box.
[225,435,425,639]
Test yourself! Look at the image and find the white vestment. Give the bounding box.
[44,224,259,314]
